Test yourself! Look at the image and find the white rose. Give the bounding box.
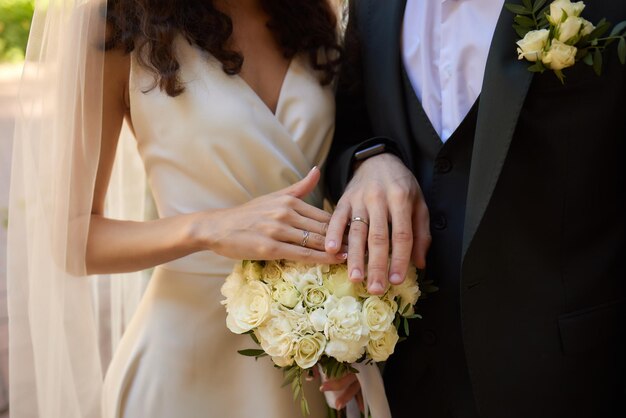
[516,29,550,62]
[580,18,595,37]
[262,261,283,285]
[362,296,397,334]
[293,333,326,369]
[325,296,367,341]
[558,16,583,43]
[256,315,296,358]
[324,338,366,363]
[283,269,320,292]
[272,281,301,308]
[542,39,577,70]
[220,265,245,304]
[324,265,357,298]
[367,328,400,362]
[303,284,329,309]
[549,0,585,23]
[242,260,263,281]
[225,280,272,334]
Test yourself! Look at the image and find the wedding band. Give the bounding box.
[301,230,310,247]
[351,216,369,227]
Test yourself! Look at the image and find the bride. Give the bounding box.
[8,0,345,417]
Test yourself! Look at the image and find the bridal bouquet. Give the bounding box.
[221,260,421,415]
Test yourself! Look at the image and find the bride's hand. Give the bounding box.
[320,373,364,412]
[191,167,346,264]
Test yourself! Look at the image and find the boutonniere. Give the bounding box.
[507,0,626,83]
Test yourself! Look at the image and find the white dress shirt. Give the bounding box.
[402,0,505,142]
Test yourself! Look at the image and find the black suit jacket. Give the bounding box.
[325,0,626,416]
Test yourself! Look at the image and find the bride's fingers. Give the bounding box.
[290,215,331,238]
[266,242,343,264]
[283,228,326,251]
[277,167,320,199]
[319,373,357,392]
[293,199,332,225]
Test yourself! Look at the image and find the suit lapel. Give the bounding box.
[462,0,534,259]
[362,0,418,169]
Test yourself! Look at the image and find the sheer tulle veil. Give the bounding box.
[7,1,149,416]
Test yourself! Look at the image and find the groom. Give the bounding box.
[325,0,626,417]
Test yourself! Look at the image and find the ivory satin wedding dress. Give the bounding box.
[101,38,334,418]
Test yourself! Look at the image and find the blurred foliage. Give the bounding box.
[0,0,35,62]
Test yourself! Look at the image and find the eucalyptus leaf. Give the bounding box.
[588,20,611,41]
[593,48,603,76]
[515,15,536,28]
[505,3,532,15]
[619,38,626,64]
[610,21,626,37]
[237,349,265,357]
[533,0,548,13]
[514,22,531,38]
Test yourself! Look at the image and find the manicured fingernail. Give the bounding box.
[327,240,337,250]
[390,273,402,284]
[350,269,363,280]
[336,252,347,260]
[369,282,384,293]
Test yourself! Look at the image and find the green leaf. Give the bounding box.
[522,0,532,10]
[593,48,603,76]
[588,19,611,41]
[583,52,594,66]
[527,62,546,73]
[533,0,548,13]
[505,3,532,15]
[237,349,266,357]
[515,15,536,28]
[403,318,410,336]
[554,69,566,84]
[610,21,626,37]
[514,24,531,38]
[619,38,626,64]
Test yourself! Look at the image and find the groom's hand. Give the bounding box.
[325,153,431,295]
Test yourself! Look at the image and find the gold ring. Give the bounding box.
[301,230,310,247]
[351,216,369,227]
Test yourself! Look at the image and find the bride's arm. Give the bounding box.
[86,48,343,275]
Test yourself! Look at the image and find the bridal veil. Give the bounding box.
[7,1,149,416]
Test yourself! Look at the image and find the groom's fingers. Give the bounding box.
[365,200,389,294]
[411,198,431,269]
[335,381,361,411]
[388,197,413,285]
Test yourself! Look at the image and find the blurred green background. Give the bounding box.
[0,0,35,62]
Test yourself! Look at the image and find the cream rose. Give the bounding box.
[542,39,577,70]
[303,285,329,309]
[262,261,283,285]
[272,281,301,309]
[242,260,263,281]
[367,328,400,362]
[558,16,583,43]
[256,315,296,365]
[362,296,397,334]
[225,280,272,334]
[324,266,357,298]
[293,333,326,369]
[516,29,550,62]
[220,265,245,304]
[550,0,585,23]
[389,270,421,316]
[580,18,595,37]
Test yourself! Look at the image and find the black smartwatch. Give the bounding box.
[353,143,388,162]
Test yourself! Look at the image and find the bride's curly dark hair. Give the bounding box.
[105,0,342,97]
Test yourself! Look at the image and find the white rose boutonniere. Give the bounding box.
[508,0,626,83]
